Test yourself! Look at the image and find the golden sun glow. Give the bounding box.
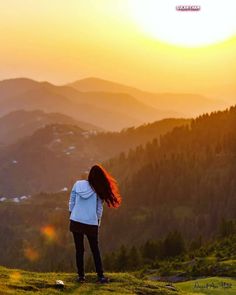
[130,0,236,47]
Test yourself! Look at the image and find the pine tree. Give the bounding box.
[163,230,185,257]
[115,245,128,271]
[128,246,142,270]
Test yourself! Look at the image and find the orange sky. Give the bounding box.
[0,0,236,102]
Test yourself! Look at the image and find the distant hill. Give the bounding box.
[0,118,188,196]
[70,77,228,117]
[0,77,39,101]
[0,110,101,145]
[0,78,177,131]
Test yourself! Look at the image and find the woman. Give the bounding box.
[69,164,121,283]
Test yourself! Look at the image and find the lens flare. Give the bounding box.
[40,225,57,242]
[9,271,22,282]
[24,247,40,262]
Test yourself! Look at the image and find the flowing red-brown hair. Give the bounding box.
[88,164,121,208]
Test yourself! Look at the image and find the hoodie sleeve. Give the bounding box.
[69,182,77,212]
[97,196,103,221]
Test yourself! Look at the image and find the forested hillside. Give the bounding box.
[104,106,236,244]
[0,118,188,196]
[0,109,101,145]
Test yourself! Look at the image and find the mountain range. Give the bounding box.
[0,75,235,275]
[0,78,177,131]
[0,77,228,131]
[0,75,231,198]
[69,77,228,117]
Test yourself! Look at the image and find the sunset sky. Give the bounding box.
[0,0,236,101]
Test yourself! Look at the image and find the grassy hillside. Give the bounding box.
[1,266,235,294]
[0,266,182,295]
[177,277,236,295]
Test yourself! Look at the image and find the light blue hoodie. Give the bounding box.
[69,180,103,226]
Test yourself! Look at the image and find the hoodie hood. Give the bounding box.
[75,180,95,199]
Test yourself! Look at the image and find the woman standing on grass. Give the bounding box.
[69,164,121,283]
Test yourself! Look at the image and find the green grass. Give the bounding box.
[219,259,236,266]
[0,266,185,295]
[176,277,236,295]
[1,265,235,294]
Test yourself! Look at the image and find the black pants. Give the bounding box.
[72,226,104,277]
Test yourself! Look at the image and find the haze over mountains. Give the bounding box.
[0,78,177,131]
[0,77,228,132]
[69,77,228,117]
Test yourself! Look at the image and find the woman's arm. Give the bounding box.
[69,182,77,213]
[97,196,103,225]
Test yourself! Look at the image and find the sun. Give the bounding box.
[129,0,236,47]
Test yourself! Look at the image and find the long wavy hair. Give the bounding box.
[88,164,121,208]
